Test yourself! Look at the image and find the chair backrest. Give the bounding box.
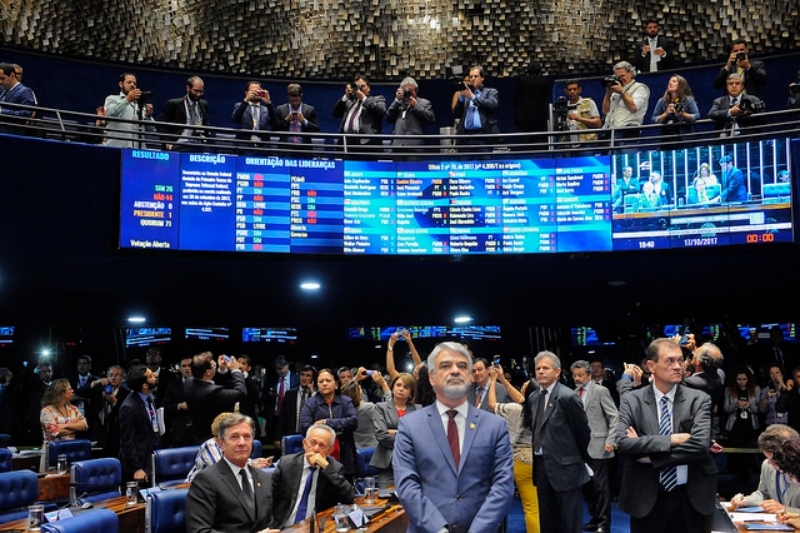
[250,439,262,460]
[0,433,10,448]
[0,470,39,523]
[0,449,11,473]
[41,508,119,533]
[47,439,92,470]
[764,182,791,198]
[356,447,378,478]
[146,487,189,533]
[281,434,304,456]
[70,458,122,503]
[152,446,199,488]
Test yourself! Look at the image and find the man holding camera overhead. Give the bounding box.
[333,74,386,148]
[712,38,767,98]
[104,72,156,149]
[231,80,278,147]
[601,61,650,140]
[385,76,435,153]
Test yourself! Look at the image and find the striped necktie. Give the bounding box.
[659,396,677,491]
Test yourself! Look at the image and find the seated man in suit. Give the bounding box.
[186,413,278,533]
[271,423,354,528]
[731,423,800,513]
[393,341,514,533]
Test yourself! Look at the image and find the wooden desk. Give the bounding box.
[37,472,70,501]
[0,496,145,533]
[287,498,408,533]
[11,453,40,472]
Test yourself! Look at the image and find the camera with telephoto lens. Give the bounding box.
[601,75,621,88]
[553,96,569,132]
[738,98,764,112]
[736,52,747,61]
[403,88,412,99]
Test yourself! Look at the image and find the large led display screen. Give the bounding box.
[119,138,793,254]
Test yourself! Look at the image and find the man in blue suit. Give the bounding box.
[231,80,278,147]
[0,62,36,135]
[718,154,748,203]
[393,341,514,533]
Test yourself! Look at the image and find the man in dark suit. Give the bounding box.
[231,80,278,146]
[709,74,765,138]
[271,423,354,527]
[76,365,130,459]
[274,83,320,148]
[119,364,159,483]
[275,365,315,447]
[184,351,248,444]
[162,357,193,448]
[0,62,36,135]
[684,342,725,441]
[617,338,717,533]
[186,413,276,532]
[264,355,299,444]
[145,347,175,408]
[712,38,767,98]
[333,75,386,147]
[529,351,591,533]
[393,342,514,533]
[156,75,210,150]
[572,360,619,533]
[631,20,674,73]
[468,357,510,410]
[70,355,100,440]
[716,153,749,203]
[384,76,435,152]
[453,65,500,147]
[590,360,621,406]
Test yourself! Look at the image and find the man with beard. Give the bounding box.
[157,75,210,150]
[103,72,155,148]
[393,342,514,533]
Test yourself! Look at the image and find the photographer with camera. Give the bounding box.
[274,83,319,148]
[231,81,278,150]
[384,77,435,156]
[453,65,500,149]
[559,79,601,145]
[708,73,765,137]
[104,72,156,149]
[712,38,767,98]
[601,61,650,141]
[651,74,700,138]
[334,75,386,150]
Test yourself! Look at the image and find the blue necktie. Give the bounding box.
[295,466,316,523]
[659,396,677,491]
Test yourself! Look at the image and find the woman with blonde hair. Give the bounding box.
[40,379,88,471]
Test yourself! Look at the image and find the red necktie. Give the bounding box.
[346,100,361,133]
[447,410,460,470]
[475,387,483,407]
[579,387,584,398]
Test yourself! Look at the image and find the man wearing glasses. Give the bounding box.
[157,75,210,150]
[453,65,500,149]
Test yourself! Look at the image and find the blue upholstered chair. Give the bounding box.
[0,448,11,473]
[354,447,379,496]
[281,434,304,456]
[250,438,262,459]
[0,434,11,448]
[151,446,199,488]
[41,508,119,533]
[0,470,39,524]
[70,458,122,504]
[146,487,189,533]
[46,439,92,471]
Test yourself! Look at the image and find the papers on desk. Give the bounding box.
[718,501,789,533]
[741,525,793,531]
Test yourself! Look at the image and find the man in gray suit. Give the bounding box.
[617,337,717,533]
[572,360,619,533]
[468,358,510,410]
[384,77,435,153]
[529,351,591,533]
[731,423,800,514]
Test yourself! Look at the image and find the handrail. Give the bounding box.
[2,100,799,160]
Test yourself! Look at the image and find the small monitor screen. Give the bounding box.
[125,327,171,347]
[571,327,614,346]
[0,326,13,345]
[185,327,230,341]
[242,327,298,343]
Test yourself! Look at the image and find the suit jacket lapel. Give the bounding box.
[426,406,459,476]
[218,459,256,522]
[460,406,480,470]
[643,385,660,435]
[541,384,558,425]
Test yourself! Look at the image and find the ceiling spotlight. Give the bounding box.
[300,282,321,290]
[127,316,146,324]
[608,280,626,287]
[454,315,472,324]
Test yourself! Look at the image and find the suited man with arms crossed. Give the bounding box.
[270,423,354,528]
[572,360,619,533]
[529,351,591,533]
[186,413,279,533]
[617,337,717,533]
[393,341,514,533]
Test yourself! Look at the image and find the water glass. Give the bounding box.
[56,454,67,474]
[125,481,139,505]
[333,504,350,532]
[27,504,44,531]
[363,476,376,505]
